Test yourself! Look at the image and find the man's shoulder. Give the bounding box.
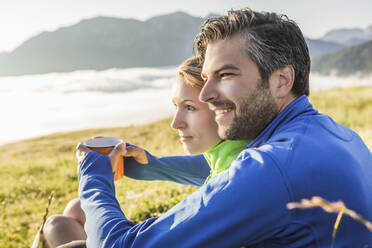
[235,112,371,179]
[266,112,365,159]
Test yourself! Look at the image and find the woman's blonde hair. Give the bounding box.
[177,56,204,90]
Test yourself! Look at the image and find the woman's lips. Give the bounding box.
[180,136,193,142]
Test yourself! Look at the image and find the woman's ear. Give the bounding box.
[270,65,295,99]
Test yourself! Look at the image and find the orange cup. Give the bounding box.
[82,137,124,181]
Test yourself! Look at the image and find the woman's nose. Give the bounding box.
[170,111,186,130]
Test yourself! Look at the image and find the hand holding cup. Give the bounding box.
[77,137,126,180]
[76,136,149,181]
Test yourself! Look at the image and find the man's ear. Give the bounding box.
[270,65,295,98]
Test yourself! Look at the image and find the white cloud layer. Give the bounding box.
[0,67,371,145]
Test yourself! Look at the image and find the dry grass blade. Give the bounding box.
[287,196,372,247]
[37,191,55,248]
[331,206,345,248]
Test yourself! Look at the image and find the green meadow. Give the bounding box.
[1,85,371,247]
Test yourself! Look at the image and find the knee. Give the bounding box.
[63,198,85,226]
[42,214,87,247]
[43,215,68,234]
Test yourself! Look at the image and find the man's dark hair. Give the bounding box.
[195,8,310,96]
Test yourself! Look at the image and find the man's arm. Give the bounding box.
[124,144,210,186]
[78,149,292,248]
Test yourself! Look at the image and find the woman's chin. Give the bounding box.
[183,144,199,155]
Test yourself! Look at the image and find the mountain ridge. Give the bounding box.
[322,25,372,46]
[312,39,372,75]
[0,12,203,76]
[0,12,370,77]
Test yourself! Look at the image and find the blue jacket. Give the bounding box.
[78,95,372,247]
[124,150,210,187]
[123,139,248,186]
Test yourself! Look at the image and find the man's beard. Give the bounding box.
[217,82,279,140]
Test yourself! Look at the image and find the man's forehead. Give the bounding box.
[202,44,228,72]
[202,39,246,73]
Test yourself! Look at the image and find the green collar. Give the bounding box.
[203,140,248,184]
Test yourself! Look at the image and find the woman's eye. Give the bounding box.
[220,73,232,78]
[186,105,196,111]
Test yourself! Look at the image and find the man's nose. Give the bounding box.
[199,78,218,103]
[170,110,186,130]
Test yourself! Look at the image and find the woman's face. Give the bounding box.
[171,77,222,154]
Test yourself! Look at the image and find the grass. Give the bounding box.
[1,85,371,247]
[287,196,372,248]
[310,85,372,148]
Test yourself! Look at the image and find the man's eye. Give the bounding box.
[186,105,196,111]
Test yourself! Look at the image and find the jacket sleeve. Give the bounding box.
[78,149,292,248]
[124,144,210,187]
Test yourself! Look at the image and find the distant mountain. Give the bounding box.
[311,39,372,76]
[305,38,345,57]
[0,11,204,76]
[0,11,366,77]
[321,26,372,46]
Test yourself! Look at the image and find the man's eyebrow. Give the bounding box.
[201,64,240,78]
[215,64,240,73]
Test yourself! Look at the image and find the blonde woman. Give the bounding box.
[32,57,247,248]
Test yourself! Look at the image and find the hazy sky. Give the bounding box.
[1,0,371,53]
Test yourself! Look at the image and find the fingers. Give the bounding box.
[76,150,85,165]
[76,142,91,153]
[76,143,92,165]
[108,142,126,172]
[112,142,127,157]
[125,146,143,157]
[125,146,148,164]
